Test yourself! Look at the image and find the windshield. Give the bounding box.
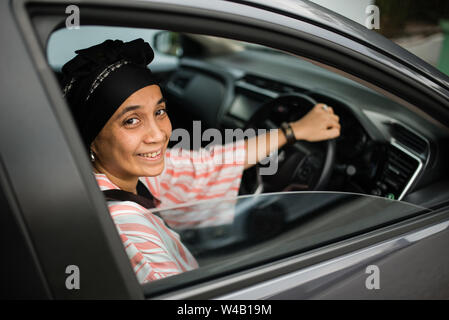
[146,191,430,291]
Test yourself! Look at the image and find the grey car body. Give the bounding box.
[1,0,449,300]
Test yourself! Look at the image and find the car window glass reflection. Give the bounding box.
[153,192,429,270]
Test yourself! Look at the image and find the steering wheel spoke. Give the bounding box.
[240,93,336,195]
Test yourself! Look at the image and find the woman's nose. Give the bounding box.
[143,120,166,143]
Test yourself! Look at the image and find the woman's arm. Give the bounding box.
[244,103,341,169]
[109,201,198,283]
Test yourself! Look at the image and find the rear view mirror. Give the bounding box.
[153,31,184,57]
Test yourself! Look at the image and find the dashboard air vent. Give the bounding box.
[378,145,420,199]
[389,123,428,155]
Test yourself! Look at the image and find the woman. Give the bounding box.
[62,39,340,283]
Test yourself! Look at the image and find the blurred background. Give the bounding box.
[310,0,449,75]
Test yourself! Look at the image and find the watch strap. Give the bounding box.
[280,122,296,145]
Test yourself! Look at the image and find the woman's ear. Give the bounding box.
[90,142,97,154]
[90,142,98,163]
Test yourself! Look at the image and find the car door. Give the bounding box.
[4,0,449,300]
[1,0,144,299]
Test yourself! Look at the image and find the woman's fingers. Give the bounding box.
[315,103,334,114]
[327,122,341,130]
[318,103,340,140]
[332,114,339,122]
[290,102,342,141]
[325,127,341,139]
[326,117,340,129]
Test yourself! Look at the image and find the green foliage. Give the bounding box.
[375,0,449,38]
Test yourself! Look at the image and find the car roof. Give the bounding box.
[230,0,449,91]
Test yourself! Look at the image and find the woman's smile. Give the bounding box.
[137,149,163,161]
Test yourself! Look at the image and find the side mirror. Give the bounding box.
[153,31,184,57]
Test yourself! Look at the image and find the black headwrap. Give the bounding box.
[61,39,158,149]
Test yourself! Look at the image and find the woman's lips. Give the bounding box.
[137,149,162,161]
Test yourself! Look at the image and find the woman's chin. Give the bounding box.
[138,160,165,177]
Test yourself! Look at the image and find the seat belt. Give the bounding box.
[102,181,156,209]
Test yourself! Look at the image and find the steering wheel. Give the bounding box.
[240,93,336,194]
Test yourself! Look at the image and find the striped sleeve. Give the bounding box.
[160,139,246,206]
[107,200,198,283]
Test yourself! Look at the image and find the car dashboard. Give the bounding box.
[162,50,449,206]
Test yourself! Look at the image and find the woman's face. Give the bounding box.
[91,84,172,180]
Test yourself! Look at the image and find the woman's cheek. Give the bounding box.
[164,118,173,142]
[118,130,141,150]
[104,137,131,166]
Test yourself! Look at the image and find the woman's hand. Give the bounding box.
[244,103,341,169]
[289,103,341,142]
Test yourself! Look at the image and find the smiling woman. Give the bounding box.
[91,86,172,192]
[61,37,339,283]
[62,39,244,282]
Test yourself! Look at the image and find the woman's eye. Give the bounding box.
[124,118,139,126]
[155,108,167,117]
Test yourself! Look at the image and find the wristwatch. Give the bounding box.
[280,122,296,146]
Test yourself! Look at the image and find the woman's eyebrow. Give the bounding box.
[157,97,167,106]
[116,105,141,119]
[116,98,167,119]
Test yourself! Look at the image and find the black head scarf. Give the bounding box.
[61,38,158,149]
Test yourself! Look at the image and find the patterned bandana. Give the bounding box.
[61,39,158,149]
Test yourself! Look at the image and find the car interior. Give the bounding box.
[44,25,449,288]
[47,26,449,211]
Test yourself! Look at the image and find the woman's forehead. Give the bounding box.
[115,85,165,116]
[124,84,162,104]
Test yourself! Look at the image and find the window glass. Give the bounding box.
[159,192,429,265]
[144,192,429,291]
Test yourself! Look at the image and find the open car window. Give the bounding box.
[45,23,445,297]
[47,25,436,204]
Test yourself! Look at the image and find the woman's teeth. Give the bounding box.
[139,150,161,158]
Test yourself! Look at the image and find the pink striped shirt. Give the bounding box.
[95,140,246,283]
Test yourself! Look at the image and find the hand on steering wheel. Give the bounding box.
[240,93,340,195]
[289,103,340,142]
